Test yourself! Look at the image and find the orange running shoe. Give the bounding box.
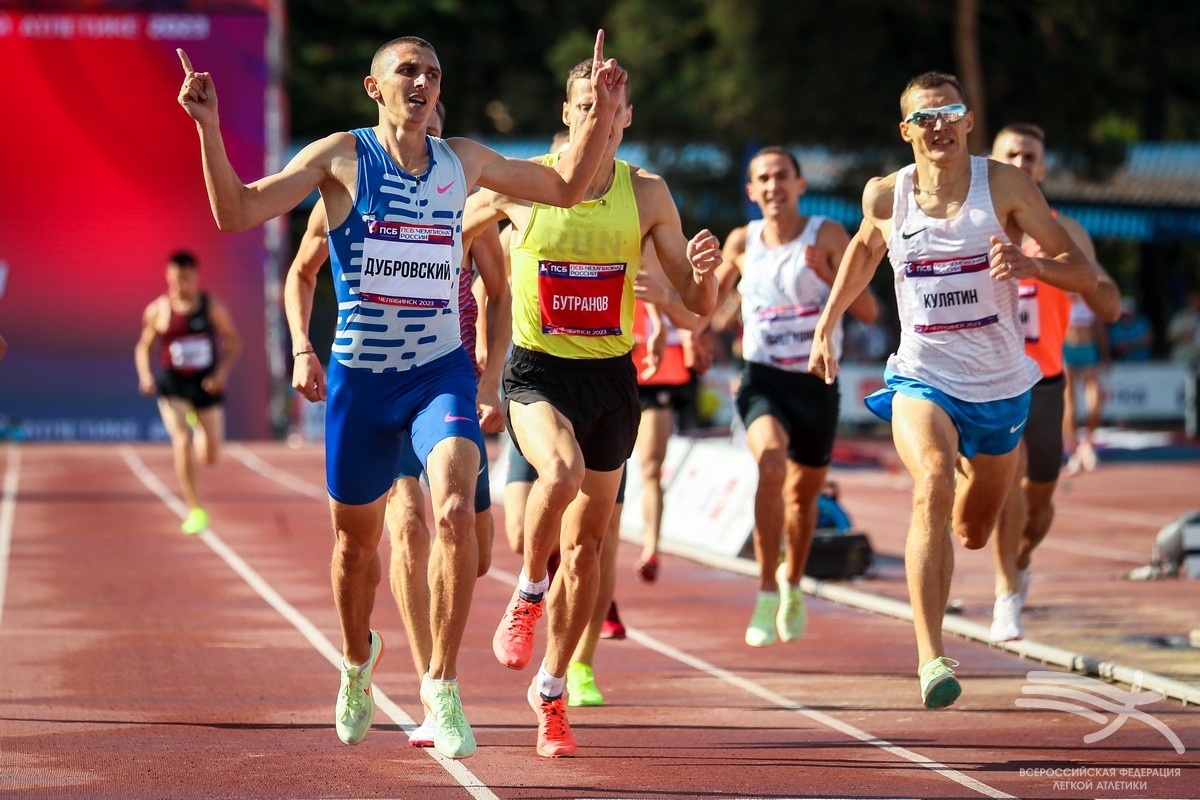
[527,679,577,757]
[493,589,544,669]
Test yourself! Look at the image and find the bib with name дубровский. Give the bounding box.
[358,219,455,309]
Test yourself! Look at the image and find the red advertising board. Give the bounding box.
[0,4,283,440]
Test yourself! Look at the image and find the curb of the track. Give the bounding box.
[635,535,1200,707]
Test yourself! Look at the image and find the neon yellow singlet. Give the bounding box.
[510,156,641,358]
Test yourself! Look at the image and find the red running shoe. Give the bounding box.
[493,588,544,669]
[634,554,659,583]
[599,600,626,640]
[527,678,577,757]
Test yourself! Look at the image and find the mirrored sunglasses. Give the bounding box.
[904,103,968,128]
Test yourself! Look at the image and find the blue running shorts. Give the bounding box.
[325,348,484,505]
[865,370,1031,458]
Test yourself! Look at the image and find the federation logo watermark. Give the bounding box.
[1016,670,1185,754]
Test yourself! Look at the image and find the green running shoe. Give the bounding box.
[776,563,807,643]
[335,631,384,744]
[745,592,780,647]
[420,675,477,759]
[566,661,604,707]
[181,507,209,535]
[920,656,961,710]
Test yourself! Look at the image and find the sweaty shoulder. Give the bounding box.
[629,164,671,207]
[986,158,1038,200]
[862,174,896,221]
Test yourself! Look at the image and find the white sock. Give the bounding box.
[519,569,550,599]
[536,663,566,699]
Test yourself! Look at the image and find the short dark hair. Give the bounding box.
[371,36,435,78]
[566,58,630,102]
[168,250,197,269]
[995,122,1045,144]
[748,146,802,180]
[900,71,966,117]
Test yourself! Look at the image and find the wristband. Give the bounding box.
[293,349,316,358]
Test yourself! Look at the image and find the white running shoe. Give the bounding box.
[989,593,1024,642]
[408,709,436,748]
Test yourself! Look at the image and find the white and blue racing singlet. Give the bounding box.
[326,128,468,371]
[740,216,838,372]
[887,155,1039,402]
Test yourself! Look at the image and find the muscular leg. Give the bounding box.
[890,394,958,667]
[1018,479,1058,570]
[543,468,622,677]
[475,509,494,577]
[634,406,672,564]
[745,414,789,591]
[330,495,388,666]
[386,476,433,682]
[570,500,622,667]
[504,479,533,555]
[991,441,1028,598]
[952,448,1018,551]
[193,405,224,465]
[779,460,829,584]
[423,436,481,680]
[509,400,586,584]
[158,396,200,509]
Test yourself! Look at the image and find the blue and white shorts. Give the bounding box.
[325,347,484,505]
[865,370,1031,458]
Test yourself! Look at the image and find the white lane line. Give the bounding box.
[484,570,1013,799]
[0,443,21,631]
[227,444,327,501]
[233,446,1013,799]
[121,446,499,800]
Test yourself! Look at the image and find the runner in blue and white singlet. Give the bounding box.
[324,129,483,505]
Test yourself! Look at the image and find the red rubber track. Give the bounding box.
[0,441,1195,799]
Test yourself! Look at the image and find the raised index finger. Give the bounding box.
[592,29,605,76]
[177,48,194,75]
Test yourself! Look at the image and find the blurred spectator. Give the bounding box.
[1166,288,1200,364]
[1107,296,1154,361]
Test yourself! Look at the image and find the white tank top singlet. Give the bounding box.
[740,216,839,372]
[887,156,1039,401]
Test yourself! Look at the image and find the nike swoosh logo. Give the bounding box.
[1010,422,1025,433]
[444,413,474,423]
[901,227,929,240]
[436,181,456,194]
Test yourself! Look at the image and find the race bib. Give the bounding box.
[905,254,999,333]
[756,303,821,367]
[168,334,213,370]
[538,260,626,336]
[359,221,455,308]
[1018,282,1040,343]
